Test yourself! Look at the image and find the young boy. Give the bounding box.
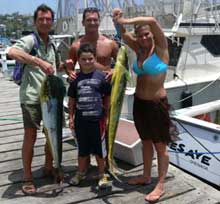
[68,43,111,189]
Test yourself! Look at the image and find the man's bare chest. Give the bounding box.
[95,43,112,59]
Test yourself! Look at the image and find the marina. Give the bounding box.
[0,0,220,203]
[0,72,219,204]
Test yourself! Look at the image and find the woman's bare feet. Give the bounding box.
[128,176,151,185]
[145,183,165,202]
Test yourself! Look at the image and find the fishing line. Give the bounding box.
[170,117,220,163]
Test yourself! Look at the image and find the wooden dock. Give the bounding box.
[0,72,219,204]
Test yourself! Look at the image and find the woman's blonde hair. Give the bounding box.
[134,24,151,35]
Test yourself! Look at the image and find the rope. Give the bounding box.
[172,73,220,105]
[0,117,22,122]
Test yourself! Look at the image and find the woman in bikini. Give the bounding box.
[112,8,172,202]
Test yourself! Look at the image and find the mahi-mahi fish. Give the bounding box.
[40,75,66,183]
[107,46,130,177]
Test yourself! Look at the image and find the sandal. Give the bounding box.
[22,180,36,196]
[68,171,86,186]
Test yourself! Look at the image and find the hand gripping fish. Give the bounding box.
[40,75,66,185]
[107,46,130,179]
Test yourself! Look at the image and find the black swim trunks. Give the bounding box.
[133,95,172,144]
[74,117,107,158]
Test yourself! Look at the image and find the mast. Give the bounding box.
[57,0,62,19]
[84,0,88,8]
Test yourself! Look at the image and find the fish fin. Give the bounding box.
[125,70,131,81]
[108,170,122,183]
[111,160,125,174]
[108,165,122,183]
[108,159,124,182]
[111,73,116,85]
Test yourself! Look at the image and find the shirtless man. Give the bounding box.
[65,7,119,80]
[65,7,118,175]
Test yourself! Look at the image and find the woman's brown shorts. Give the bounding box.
[133,95,172,144]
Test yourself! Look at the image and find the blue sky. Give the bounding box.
[0,0,217,15]
[0,0,144,15]
[0,0,58,15]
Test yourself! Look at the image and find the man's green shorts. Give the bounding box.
[21,104,42,129]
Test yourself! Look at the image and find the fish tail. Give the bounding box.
[54,167,64,184]
[108,170,122,183]
[107,157,125,182]
[108,160,122,182]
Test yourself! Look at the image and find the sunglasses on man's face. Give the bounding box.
[84,7,99,13]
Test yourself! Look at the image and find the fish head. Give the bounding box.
[46,75,66,99]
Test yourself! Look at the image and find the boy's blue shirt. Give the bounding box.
[68,69,111,121]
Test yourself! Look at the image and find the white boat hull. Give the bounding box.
[169,100,220,187]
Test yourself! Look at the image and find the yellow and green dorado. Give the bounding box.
[40,75,66,183]
[107,46,130,177]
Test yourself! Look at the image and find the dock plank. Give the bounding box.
[0,141,76,173]
[0,72,219,204]
[0,138,75,162]
[0,109,21,114]
[160,189,219,204]
[0,123,23,131]
[0,121,22,126]
[0,166,192,204]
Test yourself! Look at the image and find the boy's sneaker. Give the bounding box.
[98,174,109,189]
[69,171,86,186]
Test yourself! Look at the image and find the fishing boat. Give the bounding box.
[169,100,220,187]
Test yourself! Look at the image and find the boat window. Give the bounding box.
[167,37,185,66]
[201,35,220,57]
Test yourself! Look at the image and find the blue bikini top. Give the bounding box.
[133,53,168,76]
